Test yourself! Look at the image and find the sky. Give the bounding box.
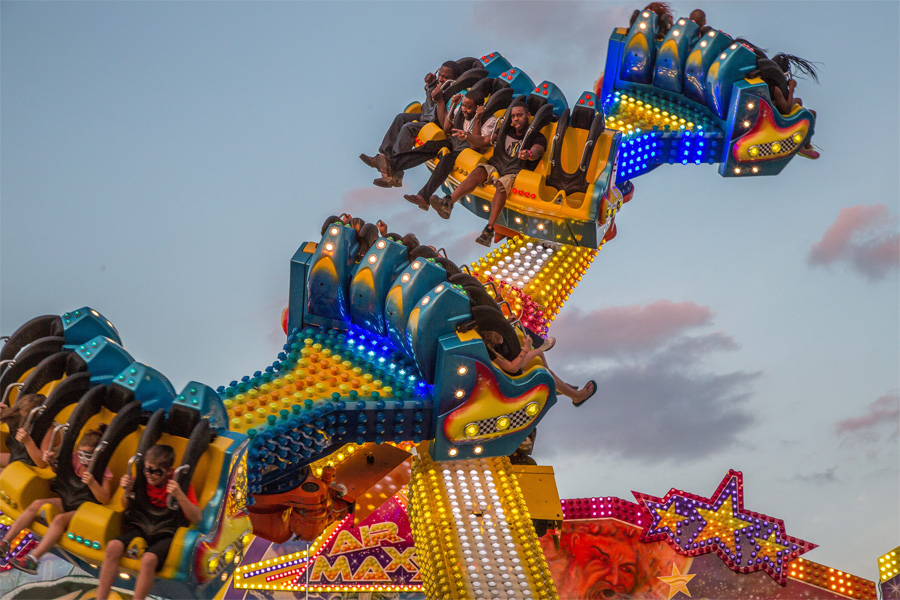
[1,0,897,583]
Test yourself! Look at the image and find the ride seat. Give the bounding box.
[652,17,700,94]
[57,399,143,560]
[431,328,553,461]
[65,408,225,577]
[0,349,86,454]
[0,383,135,537]
[506,100,616,222]
[19,350,88,399]
[0,315,65,362]
[683,30,733,106]
[706,40,758,119]
[620,9,659,84]
[544,106,606,199]
[455,56,483,73]
[440,67,489,102]
[0,336,66,406]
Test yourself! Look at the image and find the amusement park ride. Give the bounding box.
[0,8,896,600]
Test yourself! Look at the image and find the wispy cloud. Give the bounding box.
[339,185,403,216]
[471,2,632,92]
[808,204,899,281]
[835,393,900,442]
[789,466,839,485]
[549,301,716,357]
[536,301,759,464]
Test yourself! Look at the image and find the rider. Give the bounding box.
[430,102,546,246]
[360,61,462,188]
[2,426,114,574]
[403,89,497,211]
[95,444,200,600]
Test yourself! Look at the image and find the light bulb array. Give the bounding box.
[471,236,597,333]
[788,557,876,598]
[0,516,36,564]
[602,90,725,177]
[604,90,713,133]
[634,470,818,585]
[233,515,355,591]
[878,547,899,583]
[560,496,644,522]
[408,448,559,600]
[217,325,431,497]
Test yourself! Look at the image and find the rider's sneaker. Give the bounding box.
[798,145,820,159]
[430,195,454,219]
[475,226,494,247]
[10,553,39,575]
[404,194,430,211]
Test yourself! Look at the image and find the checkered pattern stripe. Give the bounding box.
[756,136,799,157]
[467,404,535,437]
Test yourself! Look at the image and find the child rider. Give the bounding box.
[96,444,200,600]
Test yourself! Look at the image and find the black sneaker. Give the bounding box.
[475,226,494,247]
[430,195,454,219]
[404,194,430,211]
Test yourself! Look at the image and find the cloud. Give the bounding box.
[535,302,759,464]
[548,301,715,358]
[834,393,900,441]
[338,186,403,216]
[470,2,633,91]
[789,466,839,485]
[808,204,899,281]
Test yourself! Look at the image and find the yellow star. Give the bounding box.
[654,503,689,536]
[693,496,754,553]
[756,532,789,565]
[658,563,696,599]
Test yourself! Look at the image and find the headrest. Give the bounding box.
[0,315,64,362]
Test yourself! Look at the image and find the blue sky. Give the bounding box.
[2,0,897,582]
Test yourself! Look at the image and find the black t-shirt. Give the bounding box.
[488,129,547,176]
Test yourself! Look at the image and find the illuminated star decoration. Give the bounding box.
[658,564,695,599]
[633,470,816,585]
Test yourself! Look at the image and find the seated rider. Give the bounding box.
[0,393,53,472]
[481,331,596,407]
[360,61,462,188]
[750,49,820,159]
[403,89,497,211]
[630,2,674,40]
[689,8,712,36]
[96,444,200,600]
[430,102,547,247]
[1,425,114,574]
[509,427,537,466]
